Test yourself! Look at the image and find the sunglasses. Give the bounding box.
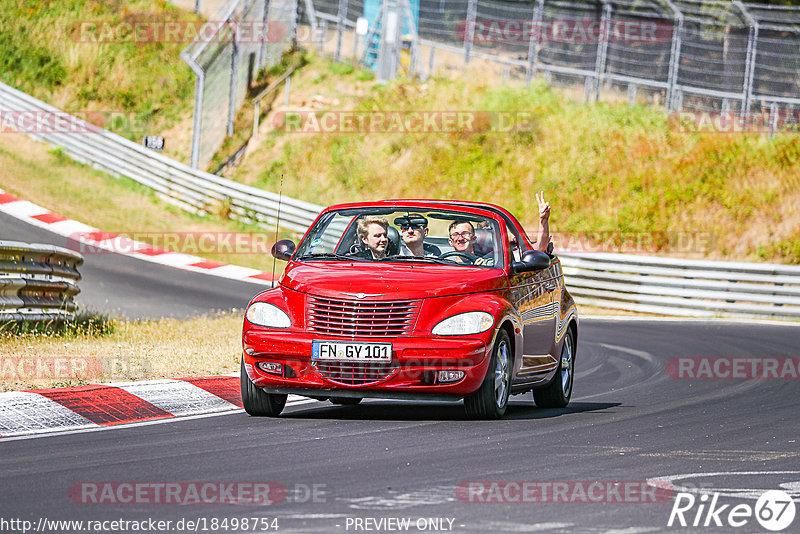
[401,224,426,231]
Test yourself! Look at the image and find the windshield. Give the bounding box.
[294,207,505,268]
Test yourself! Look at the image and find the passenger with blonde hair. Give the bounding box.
[356,216,389,259]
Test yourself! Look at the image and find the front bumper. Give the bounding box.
[243,330,490,397]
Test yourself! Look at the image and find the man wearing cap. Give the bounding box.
[397,213,441,257]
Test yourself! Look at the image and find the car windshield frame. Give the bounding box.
[294,206,507,269]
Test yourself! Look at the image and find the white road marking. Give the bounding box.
[647,470,800,500]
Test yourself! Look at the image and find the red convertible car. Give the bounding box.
[241,200,578,419]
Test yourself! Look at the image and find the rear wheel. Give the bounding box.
[330,397,362,405]
[240,359,287,416]
[533,329,574,408]
[464,330,511,419]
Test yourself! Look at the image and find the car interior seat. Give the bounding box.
[474,228,494,256]
[386,226,401,256]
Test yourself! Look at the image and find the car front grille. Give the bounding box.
[307,297,420,337]
[313,361,397,385]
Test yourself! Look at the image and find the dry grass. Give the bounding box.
[228,54,800,264]
[0,312,242,391]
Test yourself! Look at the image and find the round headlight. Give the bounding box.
[432,311,494,336]
[246,302,291,328]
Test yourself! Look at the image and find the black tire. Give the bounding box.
[330,397,362,405]
[464,330,512,419]
[533,329,575,408]
[240,359,287,416]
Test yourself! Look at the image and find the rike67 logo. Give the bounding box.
[668,490,796,531]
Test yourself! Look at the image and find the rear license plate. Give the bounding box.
[312,341,392,362]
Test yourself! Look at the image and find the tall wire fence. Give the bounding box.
[306,0,800,115]
[180,0,298,169]
[181,0,800,168]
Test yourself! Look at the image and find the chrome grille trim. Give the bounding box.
[308,297,420,337]
[313,361,398,385]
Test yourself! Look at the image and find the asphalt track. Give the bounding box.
[0,211,263,319]
[1,319,799,533]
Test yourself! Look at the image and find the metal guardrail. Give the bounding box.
[0,81,324,236]
[560,252,800,319]
[0,241,83,322]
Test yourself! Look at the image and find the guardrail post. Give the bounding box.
[335,0,347,61]
[628,83,637,106]
[464,0,477,65]
[526,0,544,85]
[769,101,778,137]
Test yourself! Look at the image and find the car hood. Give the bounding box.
[281,261,508,300]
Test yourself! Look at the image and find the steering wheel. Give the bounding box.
[439,251,476,263]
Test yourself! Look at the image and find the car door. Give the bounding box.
[506,227,559,381]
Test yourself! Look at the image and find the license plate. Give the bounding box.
[311,341,392,362]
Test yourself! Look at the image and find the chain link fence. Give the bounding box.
[307,0,800,116]
[181,0,299,169]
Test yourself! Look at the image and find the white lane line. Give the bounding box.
[647,471,800,500]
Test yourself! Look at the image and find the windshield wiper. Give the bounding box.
[297,253,370,261]
[380,255,454,265]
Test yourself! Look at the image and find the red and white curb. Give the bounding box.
[0,188,275,286]
[0,376,309,438]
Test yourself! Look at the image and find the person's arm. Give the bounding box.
[535,191,551,253]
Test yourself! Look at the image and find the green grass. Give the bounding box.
[228,56,800,263]
[0,0,199,139]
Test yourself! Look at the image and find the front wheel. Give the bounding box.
[533,329,575,408]
[240,359,287,416]
[464,330,512,419]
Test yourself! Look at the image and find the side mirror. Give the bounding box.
[511,250,551,274]
[271,239,296,261]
